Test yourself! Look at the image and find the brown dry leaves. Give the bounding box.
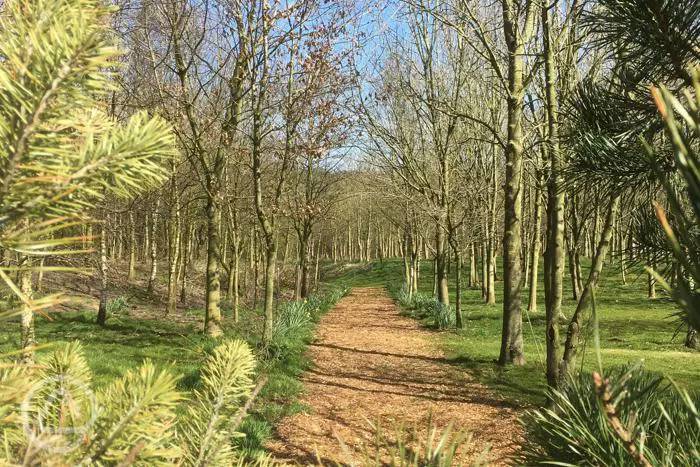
[267,288,522,466]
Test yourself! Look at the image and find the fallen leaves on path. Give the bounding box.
[267,287,522,466]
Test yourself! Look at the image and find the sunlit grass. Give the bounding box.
[0,283,345,457]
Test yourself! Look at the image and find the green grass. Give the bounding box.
[327,258,700,407]
[0,283,347,458]
[3,257,696,452]
[1,311,211,388]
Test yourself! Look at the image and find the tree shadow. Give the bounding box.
[309,342,449,365]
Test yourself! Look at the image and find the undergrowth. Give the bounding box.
[396,287,455,330]
[357,417,480,466]
[0,283,349,463]
[521,364,700,466]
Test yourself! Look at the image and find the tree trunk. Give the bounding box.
[481,241,488,300]
[619,224,627,285]
[356,217,363,261]
[498,0,534,365]
[685,326,699,350]
[262,239,277,344]
[566,228,581,300]
[253,240,260,310]
[559,195,621,380]
[365,210,372,262]
[166,176,180,316]
[97,222,109,326]
[487,228,496,305]
[147,200,159,294]
[299,228,311,298]
[232,244,240,322]
[647,255,656,299]
[314,239,320,288]
[452,243,463,328]
[541,0,566,389]
[128,210,136,282]
[528,183,542,313]
[469,242,476,288]
[403,228,411,292]
[116,214,123,259]
[282,228,290,269]
[143,211,149,261]
[347,222,352,261]
[19,255,35,364]
[204,196,223,336]
[435,224,449,305]
[180,222,191,303]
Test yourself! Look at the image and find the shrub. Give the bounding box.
[356,417,475,466]
[412,293,437,316]
[309,284,349,319]
[396,289,455,330]
[106,296,129,315]
[397,287,415,309]
[432,302,455,330]
[1,339,259,465]
[270,301,312,346]
[521,365,700,466]
[265,285,348,360]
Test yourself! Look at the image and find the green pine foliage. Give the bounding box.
[90,361,182,465]
[180,340,255,466]
[535,4,700,464]
[521,365,700,466]
[525,51,700,467]
[584,0,700,86]
[0,0,174,313]
[31,341,95,447]
[1,339,259,465]
[564,0,699,199]
[0,0,270,464]
[648,69,700,331]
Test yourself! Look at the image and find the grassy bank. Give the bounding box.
[0,281,347,458]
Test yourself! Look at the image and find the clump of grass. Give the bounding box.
[236,418,273,455]
[397,287,415,309]
[184,307,205,317]
[354,416,477,466]
[521,364,700,466]
[394,288,454,329]
[264,284,349,360]
[106,295,129,315]
[432,301,455,330]
[266,301,313,360]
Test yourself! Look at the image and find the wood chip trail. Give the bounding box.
[267,287,522,466]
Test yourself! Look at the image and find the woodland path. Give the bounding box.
[267,287,523,466]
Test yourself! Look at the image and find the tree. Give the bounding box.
[555,0,700,381]
[134,0,252,336]
[496,0,538,366]
[359,1,477,313]
[417,0,539,364]
[0,0,174,358]
[287,29,352,299]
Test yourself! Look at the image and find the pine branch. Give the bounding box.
[592,372,652,467]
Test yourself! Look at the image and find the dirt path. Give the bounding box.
[267,287,522,466]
